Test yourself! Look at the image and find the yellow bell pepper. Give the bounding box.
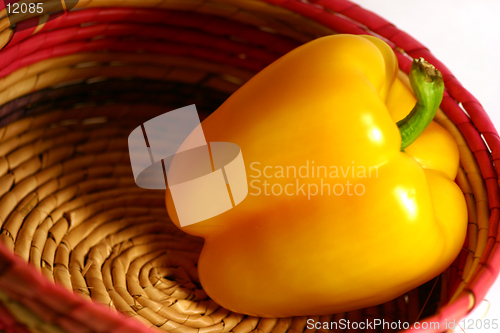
[165,34,467,317]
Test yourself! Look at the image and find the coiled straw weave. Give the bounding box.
[0,1,498,332]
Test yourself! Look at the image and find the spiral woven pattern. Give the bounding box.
[0,1,498,333]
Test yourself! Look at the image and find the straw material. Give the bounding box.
[0,0,498,333]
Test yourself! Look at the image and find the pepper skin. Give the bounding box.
[165,35,467,317]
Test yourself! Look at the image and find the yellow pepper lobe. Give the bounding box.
[165,34,467,317]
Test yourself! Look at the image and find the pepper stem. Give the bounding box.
[397,58,444,151]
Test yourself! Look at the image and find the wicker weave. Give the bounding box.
[0,0,498,332]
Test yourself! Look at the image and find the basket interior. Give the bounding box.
[0,1,498,332]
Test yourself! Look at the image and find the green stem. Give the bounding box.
[397,57,444,151]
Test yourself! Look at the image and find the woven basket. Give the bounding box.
[0,1,498,332]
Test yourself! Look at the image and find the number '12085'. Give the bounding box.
[460,319,498,330]
[6,3,43,14]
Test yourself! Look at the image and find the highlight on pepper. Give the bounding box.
[160,34,467,318]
